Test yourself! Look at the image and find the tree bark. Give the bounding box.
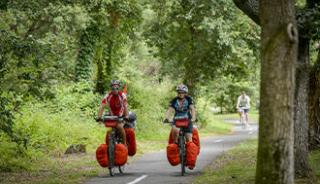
[309,50,320,150]
[294,37,312,177]
[232,0,315,178]
[256,0,298,183]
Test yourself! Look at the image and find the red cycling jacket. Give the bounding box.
[101,91,127,116]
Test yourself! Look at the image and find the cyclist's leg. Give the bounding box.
[171,125,179,143]
[185,120,193,142]
[116,122,127,144]
[244,109,249,124]
[238,109,242,122]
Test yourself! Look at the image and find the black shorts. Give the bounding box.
[173,119,193,134]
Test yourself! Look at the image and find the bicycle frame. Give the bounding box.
[173,117,189,176]
[103,116,125,176]
[178,128,186,176]
[238,108,248,128]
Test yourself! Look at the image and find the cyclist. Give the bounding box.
[164,84,196,144]
[236,91,250,125]
[96,80,129,144]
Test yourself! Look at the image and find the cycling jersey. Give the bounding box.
[101,91,127,116]
[237,95,250,109]
[169,96,194,119]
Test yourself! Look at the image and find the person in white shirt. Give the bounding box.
[236,91,250,126]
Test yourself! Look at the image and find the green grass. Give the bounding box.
[194,139,320,184]
[0,112,238,184]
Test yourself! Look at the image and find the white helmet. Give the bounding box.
[176,84,188,93]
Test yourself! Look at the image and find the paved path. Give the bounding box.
[85,121,258,184]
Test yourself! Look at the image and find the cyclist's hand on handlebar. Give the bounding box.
[123,116,129,122]
[95,117,102,123]
[163,118,169,124]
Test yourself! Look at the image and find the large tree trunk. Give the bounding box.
[232,0,314,178]
[256,0,298,183]
[309,50,320,149]
[294,37,312,177]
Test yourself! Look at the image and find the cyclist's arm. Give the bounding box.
[247,96,251,109]
[236,96,240,109]
[165,107,174,121]
[98,103,107,119]
[123,100,129,118]
[190,104,196,122]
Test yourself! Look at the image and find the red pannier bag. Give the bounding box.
[96,144,108,167]
[186,142,198,168]
[168,128,200,155]
[192,128,201,155]
[125,128,137,156]
[167,143,180,166]
[114,144,128,166]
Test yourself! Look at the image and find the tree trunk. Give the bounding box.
[95,45,105,94]
[309,50,320,150]
[104,39,114,85]
[256,0,298,184]
[294,37,312,177]
[232,0,314,179]
[75,26,96,82]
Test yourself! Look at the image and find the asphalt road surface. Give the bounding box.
[85,121,258,184]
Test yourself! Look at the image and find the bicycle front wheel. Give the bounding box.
[179,135,186,176]
[108,133,115,176]
[118,165,125,174]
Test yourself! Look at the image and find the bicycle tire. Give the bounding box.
[179,134,186,176]
[108,132,115,176]
[118,165,125,173]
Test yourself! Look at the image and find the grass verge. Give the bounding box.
[0,113,236,184]
[194,139,320,184]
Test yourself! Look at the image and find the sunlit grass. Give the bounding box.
[194,139,320,184]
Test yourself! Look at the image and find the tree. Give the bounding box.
[233,0,320,177]
[256,0,298,184]
[309,48,320,149]
[146,0,260,97]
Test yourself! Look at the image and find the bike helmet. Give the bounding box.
[110,79,120,87]
[176,84,188,93]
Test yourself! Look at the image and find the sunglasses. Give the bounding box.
[111,86,119,91]
[177,91,186,94]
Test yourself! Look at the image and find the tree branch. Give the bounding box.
[233,0,260,25]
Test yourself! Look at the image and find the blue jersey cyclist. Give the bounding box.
[164,84,196,143]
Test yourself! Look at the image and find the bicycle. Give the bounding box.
[164,116,190,176]
[238,107,248,129]
[101,115,126,176]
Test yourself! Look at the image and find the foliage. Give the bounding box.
[0,0,261,174]
[144,0,260,97]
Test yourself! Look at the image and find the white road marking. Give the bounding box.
[248,131,253,135]
[127,175,148,184]
[214,139,223,143]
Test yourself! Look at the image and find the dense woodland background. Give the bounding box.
[0,1,319,183]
